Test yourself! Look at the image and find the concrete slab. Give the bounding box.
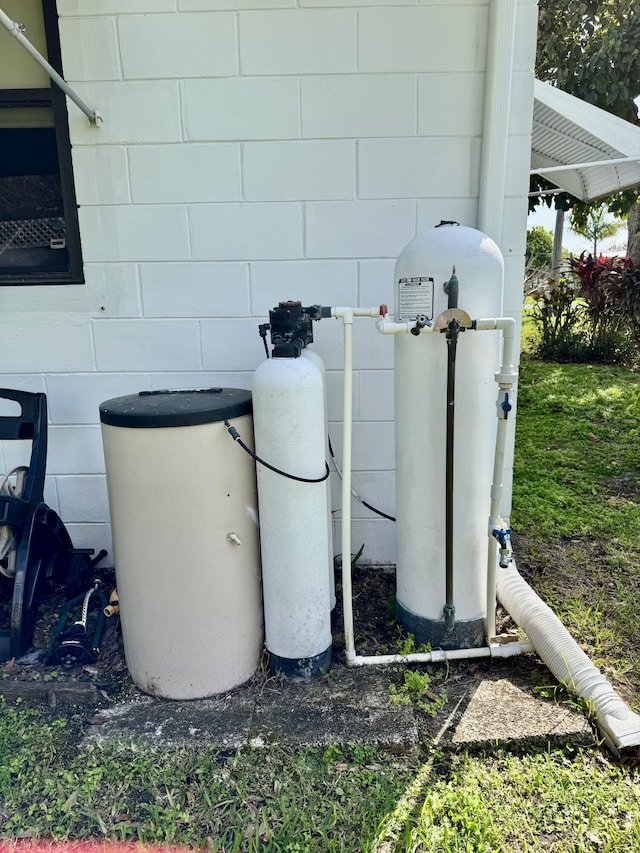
[80,661,596,753]
[84,692,255,751]
[251,667,418,748]
[420,671,593,749]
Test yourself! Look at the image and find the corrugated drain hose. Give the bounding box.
[224,420,330,484]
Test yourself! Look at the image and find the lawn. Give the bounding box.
[1,356,639,851]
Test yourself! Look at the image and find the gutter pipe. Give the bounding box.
[477,0,518,240]
[0,7,102,125]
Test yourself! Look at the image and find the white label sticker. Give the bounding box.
[398,276,434,321]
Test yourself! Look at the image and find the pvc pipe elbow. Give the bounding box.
[331,307,354,323]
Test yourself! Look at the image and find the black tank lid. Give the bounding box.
[99,388,252,428]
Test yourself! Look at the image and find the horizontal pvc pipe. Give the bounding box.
[376,318,432,335]
[350,641,534,667]
[332,306,381,319]
[497,560,640,753]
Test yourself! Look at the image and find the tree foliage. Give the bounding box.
[526,225,554,269]
[568,205,625,256]
[525,225,555,293]
[536,0,640,121]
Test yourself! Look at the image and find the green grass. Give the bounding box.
[513,360,640,544]
[511,359,640,703]
[1,703,639,851]
[2,355,640,850]
[0,712,414,850]
[373,748,640,852]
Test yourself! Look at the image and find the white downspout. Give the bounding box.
[0,8,102,125]
[477,0,518,240]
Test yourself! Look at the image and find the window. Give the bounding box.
[0,0,83,285]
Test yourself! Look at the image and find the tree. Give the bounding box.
[568,205,625,257]
[535,1,640,264]
[526,225,554,269]
[525,225,555,293]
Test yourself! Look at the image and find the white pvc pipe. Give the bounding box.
[473,318,518,640]
[350,641,533,668]
[328,305,640,754]
[332,307,356,663]
[331,305,408,664]
[474,317,517,374]
[376,318,419,335]
[335,310,521,665]
[0,8,102,125]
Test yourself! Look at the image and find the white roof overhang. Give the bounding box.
[531,79,640,202]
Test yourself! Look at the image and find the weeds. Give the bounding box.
[389,670,446,717]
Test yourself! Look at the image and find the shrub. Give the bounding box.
[529,277,585,361]
[529,253,640,364]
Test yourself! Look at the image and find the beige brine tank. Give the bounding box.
[99,388,263,699]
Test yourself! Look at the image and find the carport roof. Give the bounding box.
[531,79,640,202]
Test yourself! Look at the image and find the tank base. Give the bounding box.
[267,645,332,680]
[397,601,486,650]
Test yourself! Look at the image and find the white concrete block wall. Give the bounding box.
[0,0,536,566]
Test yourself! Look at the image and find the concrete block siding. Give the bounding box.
[0,0,537,565]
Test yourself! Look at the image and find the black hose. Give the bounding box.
[327,435,396,522]
[224,420,330,484]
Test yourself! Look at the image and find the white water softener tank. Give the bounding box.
[252,328,332,679]
[100,388,263,699]
[394,223,504,649]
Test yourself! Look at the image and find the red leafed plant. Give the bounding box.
[568,252,640,357]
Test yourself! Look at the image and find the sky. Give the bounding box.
[527,203,629,258]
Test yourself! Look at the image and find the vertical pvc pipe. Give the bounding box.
[475,317,517,641]
[338,310,356,663]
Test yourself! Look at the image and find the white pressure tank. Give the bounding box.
[394,222,504,649]
[252,349,332,678]
[100,388,263,699]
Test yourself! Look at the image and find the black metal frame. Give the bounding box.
[0,389,98,659]
[0,0,84,286]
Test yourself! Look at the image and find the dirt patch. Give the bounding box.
[511,531,640,705]
[0,567,131,703]
[0,560,525,712]
[0,563,407,706]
